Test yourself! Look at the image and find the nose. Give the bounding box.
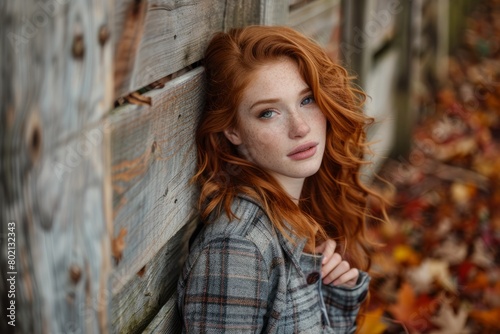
[288,112,310,138]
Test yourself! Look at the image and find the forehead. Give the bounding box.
[240,58,309,104]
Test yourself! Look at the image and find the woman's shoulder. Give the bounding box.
[188,194,281,262]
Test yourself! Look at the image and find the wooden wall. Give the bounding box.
[1,0,469,333]
[0,0,342,333]
[1,1,114,333]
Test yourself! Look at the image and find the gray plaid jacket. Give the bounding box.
[177,195,370,333]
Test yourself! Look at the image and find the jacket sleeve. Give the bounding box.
[178,236,270,333]
[321,271,370,334]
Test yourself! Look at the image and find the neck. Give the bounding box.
[271,173,305,205]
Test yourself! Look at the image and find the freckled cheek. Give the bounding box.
[243,129,283,157]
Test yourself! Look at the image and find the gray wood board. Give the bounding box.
[111,219,196,333]
[1,0,114,333]
[113,0,262,98]
[109,67,204,297]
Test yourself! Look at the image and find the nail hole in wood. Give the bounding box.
[151,141,157,153]
[174,34,177,40]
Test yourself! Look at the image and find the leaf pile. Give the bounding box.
[361,1,500,333]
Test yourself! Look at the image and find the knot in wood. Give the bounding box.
[99,25,110,46]
[72,35,85,59]
[25,112,42,164]
[69,265,82,284]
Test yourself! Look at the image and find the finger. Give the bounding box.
[332,268,359,287]
[315,239,336,264]
[322,259,350,285]
[321,252,342,279]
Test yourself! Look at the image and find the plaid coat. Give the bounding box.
[177,195,370,333]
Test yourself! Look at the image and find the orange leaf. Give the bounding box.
[388,283,438,333]
[393,245,420,266]
[464,270,489,292]
[469,308,500,329]
[358,308,387,334]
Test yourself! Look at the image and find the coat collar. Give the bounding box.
[236,194,307,270]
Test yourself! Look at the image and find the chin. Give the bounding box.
[292,165,322,178]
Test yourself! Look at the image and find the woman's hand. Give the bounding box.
[315,239,359,288]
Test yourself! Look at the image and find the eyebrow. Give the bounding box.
[249,87,311,110]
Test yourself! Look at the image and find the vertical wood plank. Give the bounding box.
[0,0,114,333]
[260,0,289,25]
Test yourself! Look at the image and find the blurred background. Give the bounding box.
[2,0,499,333]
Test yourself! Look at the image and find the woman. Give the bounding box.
[177,25,384,333]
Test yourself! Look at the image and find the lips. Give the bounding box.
[287,142,318,160]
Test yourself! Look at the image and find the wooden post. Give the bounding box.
[0,0,114,333]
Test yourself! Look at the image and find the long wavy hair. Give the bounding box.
[193,25,384,270]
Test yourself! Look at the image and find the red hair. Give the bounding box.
[193,25,385,270]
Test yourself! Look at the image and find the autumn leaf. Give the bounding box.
[463,270,489,293]
[429,302,470,334]
[388,283,438,333]
[124,91,152,106]
[393,245,420,266]
[407,259,456,294]
[433,236,468,265]
[471,238,494,268]
[469,308,500,329]
[358,308,387,334]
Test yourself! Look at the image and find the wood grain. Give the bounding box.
[0,1,114,333]
[288,0,341,47]
[142,294,181,333]
[111,219,197,333]
[113,0,263,99]
[109,67,204,297]
[260,0,289,25]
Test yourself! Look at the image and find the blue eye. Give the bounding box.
[301,96,315,106]
[259,110,275,119]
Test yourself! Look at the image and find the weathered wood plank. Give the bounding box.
[142,294,181,334]
[109,67,204,297]
[260,0,289,25]
[224,0,261,29]
[1,1,113,333]
[111,218,197,333]
[288,0,341,47]
[113,0,262,99]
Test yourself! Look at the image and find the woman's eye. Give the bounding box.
[301,96,315,106]
[259,110,275,119]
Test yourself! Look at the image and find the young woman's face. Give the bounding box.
[224,58,327,193]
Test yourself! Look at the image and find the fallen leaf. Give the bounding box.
[429,302,470,334]
[407,259,456,294]
[463,270,489,293]
[358,308,387,334]
[393,245,420,266]
[388,283,438,333]
[471,238,494,268]
[124,91,152,106]
[433,237,468,265]
[469,308,500,329]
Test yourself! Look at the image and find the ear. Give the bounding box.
[223,127,243,146]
